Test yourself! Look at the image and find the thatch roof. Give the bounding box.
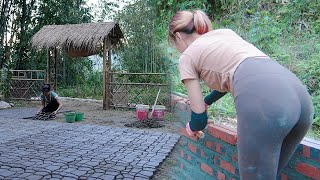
[31,22,123,57]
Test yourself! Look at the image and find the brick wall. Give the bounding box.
[171,94,320,180]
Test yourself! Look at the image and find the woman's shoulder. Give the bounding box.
[205,28,237,36]
[50,91,58,97]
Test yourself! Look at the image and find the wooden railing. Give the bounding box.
[9,70,45,100]
[108,72,170,108]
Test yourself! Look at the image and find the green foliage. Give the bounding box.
[208,94,236,119]
[1,0,93,77]
[0,68,11,98]
[58,84,102,100]
[112,0,170,73]
[246,11,282,51]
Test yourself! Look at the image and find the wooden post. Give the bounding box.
[53,47,57,91]
[46,48,50,84]
[106,49,111,108]
[103,39,107,110]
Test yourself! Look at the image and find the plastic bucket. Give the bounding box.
[152,105,166,120]
[136,104,149,121]
[64,112,76,123]
[75,112,84,121]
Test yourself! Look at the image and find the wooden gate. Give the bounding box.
[9,70,45,100]
[108,72,170,108]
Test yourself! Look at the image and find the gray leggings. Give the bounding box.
[233,58,314,180]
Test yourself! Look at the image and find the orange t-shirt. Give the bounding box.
[178,29,269,95]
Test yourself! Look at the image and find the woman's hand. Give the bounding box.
[186,122,196,137]
[205,103,209,112]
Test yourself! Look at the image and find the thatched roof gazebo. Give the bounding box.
[31,22,124,109]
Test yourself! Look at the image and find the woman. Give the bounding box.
[37,83,62,118]
[169,10,314,179]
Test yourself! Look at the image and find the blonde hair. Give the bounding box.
[168,10,213,44]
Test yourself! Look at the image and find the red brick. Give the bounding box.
[281,173,288,180]
[188,142,197,154]
[206,141,225,154]
[296,162,320,180]
[200,162,213,176]
[231,154,238,162]
[206,141,213,149]
[171,95,184,106]
[178,139,183,145]
[215,143,222,154]
[179,128,199,141]
[208,124,237,145]
[217,124,237,133]
[302,145,311,158]
[213,156,236,174]
[180,150,184,158]
[180,163,184,170]
[217,171,226,180]
[200,149,207,157]
[177,101,187,111]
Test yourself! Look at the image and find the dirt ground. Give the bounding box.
[10,97,181,180]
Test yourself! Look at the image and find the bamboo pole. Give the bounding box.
[53,47,57,91]
[46,49,50,83]
[103,39,107,110]
[106,49,112,109]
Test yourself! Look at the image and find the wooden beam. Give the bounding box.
[103,39,107,110]
[46,49,50,83]
[106,49,111,109]
[53,47,57,91]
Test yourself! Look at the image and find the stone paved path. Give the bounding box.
[0,108,180,179]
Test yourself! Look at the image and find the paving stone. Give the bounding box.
[27,174,44,180]
[62,177,77,180]
[90,172,104,178]
[139,170,154,177]
[123,173,135,178]
[71,170,87,176]
[17,172,33,178]
[46,165,61,171]
[0,169,16,177]
[100,174,116,179]
[112,165,126,171]
[0,108,180,179]
[34,171,50,176]
[134,176,149,180]
[105,171,120,176]
[43,175,52,179]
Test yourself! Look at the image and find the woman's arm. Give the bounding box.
[38,101,45,113]
[184,79,206,113]
[53,97,63,114]
[184,79,208,133]
[204,90,227,105]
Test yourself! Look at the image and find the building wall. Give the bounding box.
[171,94,320,180]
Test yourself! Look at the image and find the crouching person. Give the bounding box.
[35,83,62,120]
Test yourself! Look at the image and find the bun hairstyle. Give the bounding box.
[42,83,51,93]
[168,10,213,44]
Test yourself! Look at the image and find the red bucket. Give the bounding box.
[136,104,149,121]
[152,105,166,120]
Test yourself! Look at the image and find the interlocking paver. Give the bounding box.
[0,108,180,179]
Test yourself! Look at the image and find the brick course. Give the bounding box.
[172,94,320,180]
